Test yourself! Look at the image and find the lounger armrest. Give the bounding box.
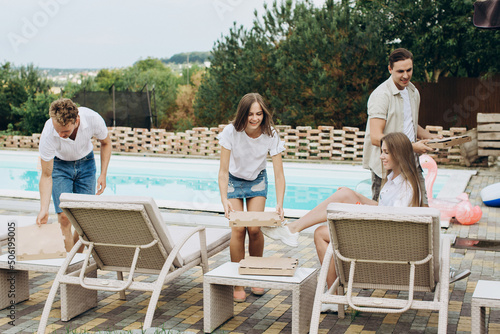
[161,226,208,275]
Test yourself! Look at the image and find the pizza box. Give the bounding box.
[229,211,281,227]
[426,135,471,149]
[17,223,66,261]
[239,256,299,276]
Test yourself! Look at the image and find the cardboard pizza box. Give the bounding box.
[17,223,66,261]
[229,211,281,227]
[426,135,472,149]
[239,256,299,276]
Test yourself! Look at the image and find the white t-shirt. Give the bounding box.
[217,124,285,180]
[400,88,416,142]
[39,107,108,162]
[378,171,414,207]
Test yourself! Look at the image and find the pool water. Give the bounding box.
[0,151,448,211]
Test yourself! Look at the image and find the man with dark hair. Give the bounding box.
[363,48,441,203]
[36,98,111,251]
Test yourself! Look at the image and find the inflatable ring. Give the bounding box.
[481,182,500,207]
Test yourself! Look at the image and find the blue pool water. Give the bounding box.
[0,151,448,211]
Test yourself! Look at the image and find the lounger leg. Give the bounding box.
[61,269,98,321]
[143,286,163,329]
[117,271,126,300]
[438,236,451,334]
[310,245,334,333]
[37,278,61,334]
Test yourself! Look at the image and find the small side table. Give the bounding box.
[203,262,317,334]
[471,280,500,334]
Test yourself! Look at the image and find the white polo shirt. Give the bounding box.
[39,107,108,162]
[378,172,414,207]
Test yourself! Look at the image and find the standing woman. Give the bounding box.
[218,93,286,302]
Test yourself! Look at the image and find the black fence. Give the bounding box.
[72,87,156,129]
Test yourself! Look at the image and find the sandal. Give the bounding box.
[251,287,265,296]
[233,289,247,302]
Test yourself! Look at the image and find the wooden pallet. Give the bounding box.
[478,113,500,157]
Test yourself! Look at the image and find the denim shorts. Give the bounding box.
[52,151,96,213]
[227,169,268,200]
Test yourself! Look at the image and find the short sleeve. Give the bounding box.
[367,89,390,120]
[39,119,56,161]
[217,124,233,150]
[268,129,285,156]
[92,112,108,140]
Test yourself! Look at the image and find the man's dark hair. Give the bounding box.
[388,48,413,69]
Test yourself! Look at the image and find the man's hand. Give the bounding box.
[412,140,435,154]
[36,210,49,226]
[96,175,106,195]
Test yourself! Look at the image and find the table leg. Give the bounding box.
[204,280,233,333]
[0,270,29,310]
[471,298,486,334]
[293,273,317,334]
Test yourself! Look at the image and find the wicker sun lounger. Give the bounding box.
[37,194,231,334]
[309,203,451,334]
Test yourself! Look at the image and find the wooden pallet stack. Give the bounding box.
[284,128,299,159]
[425,125,446,163]
[341,127,359,161]
[295,126,311,159]
[447,127,467,165]
[425,125,467,165]
[331,128,345,161]
[478,113,500,158]
[176,131,191,155]
[306,129,321,160]
[317,126,334,160]
[210,125,225,155]
[191,127,212,156]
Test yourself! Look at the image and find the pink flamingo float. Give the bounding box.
[419,154,482,225]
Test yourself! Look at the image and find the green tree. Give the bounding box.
[369,0,500,81]
[122,58,179,128]
[11,92,57,135]
[195,0,387,128]
[0,62,52,132]
[194,24,270,126]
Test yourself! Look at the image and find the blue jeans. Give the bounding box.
[227,170,268,200]
[52,151,96,213]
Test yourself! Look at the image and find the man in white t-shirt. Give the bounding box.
[363,48,442,202]
[36,98,111,251]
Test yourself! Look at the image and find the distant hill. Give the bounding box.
[162,52,211,65]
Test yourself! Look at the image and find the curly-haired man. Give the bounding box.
[36,98,111,251]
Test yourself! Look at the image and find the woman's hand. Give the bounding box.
[222,198,234,219]
[276,205,284,221]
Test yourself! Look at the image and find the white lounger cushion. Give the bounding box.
[168,225,230,265]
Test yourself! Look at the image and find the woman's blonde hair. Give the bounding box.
[380,132,422,207]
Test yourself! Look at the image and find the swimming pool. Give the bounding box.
[0,150,468,213]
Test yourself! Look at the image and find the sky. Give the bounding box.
[0,0,326,69]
